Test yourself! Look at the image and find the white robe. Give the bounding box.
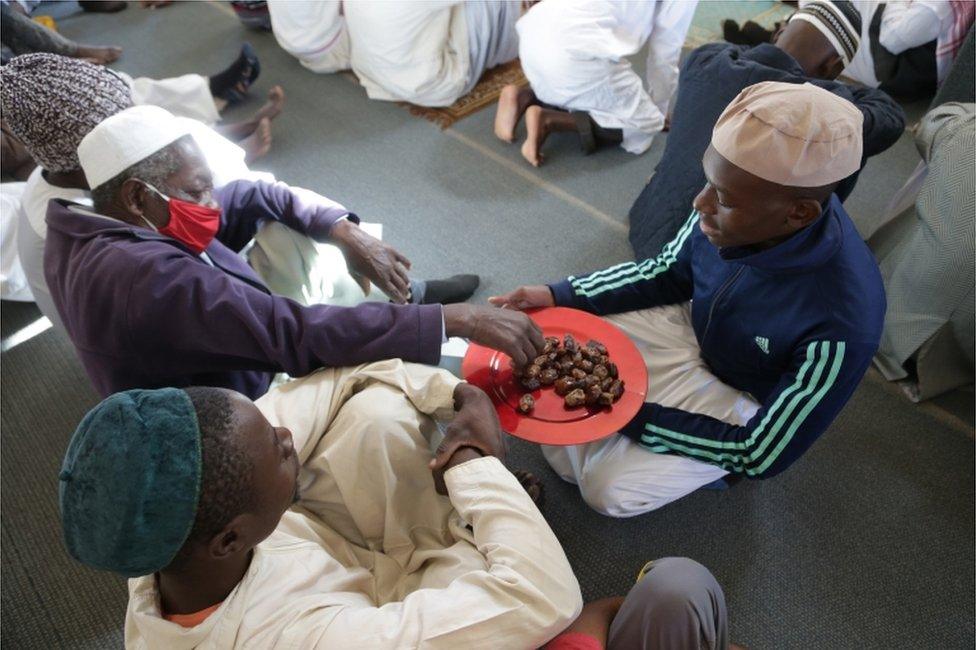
[517,0,697,154]
[822,0,952,88]
[343,1,519,107]
[267,0,351,74]
[119,72,221,126]
[124,361,582,650]
[0,181,32,302]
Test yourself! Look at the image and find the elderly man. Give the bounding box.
[627,0,905,260]
[1,53,269,335]
[491,82,886,516]
[58,362,582,647]
[495,0,698,166]
[45,105,541,398]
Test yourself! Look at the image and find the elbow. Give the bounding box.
[538,572,584,636]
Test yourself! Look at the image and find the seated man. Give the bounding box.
[59,361,583,647]
[496,0,697,166]
[343,1,520,107]
[491,82,886,516]
[0,54,274,334]
[46,104,542,399]
[627,0,905,260]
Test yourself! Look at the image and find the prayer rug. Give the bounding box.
[397,59,528,130]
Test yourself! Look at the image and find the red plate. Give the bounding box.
[461,307,648,446]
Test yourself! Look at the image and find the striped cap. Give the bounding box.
[790,1,862,66]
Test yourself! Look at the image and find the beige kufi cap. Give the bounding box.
[711,81,863,188]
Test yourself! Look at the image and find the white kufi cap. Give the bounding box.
[78,105,192,189]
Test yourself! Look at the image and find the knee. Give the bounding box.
[578,469,650,518]
[577,467,671,518]
[631,557,724,618]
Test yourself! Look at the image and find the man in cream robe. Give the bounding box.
[120,360,582,648]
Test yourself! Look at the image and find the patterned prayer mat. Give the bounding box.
[398,59,528,130]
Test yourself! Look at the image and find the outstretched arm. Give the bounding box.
[622,338,876,479]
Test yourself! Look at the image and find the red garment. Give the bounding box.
[937,1,975,82]
[546,631,603,650]
[163,602,221,628]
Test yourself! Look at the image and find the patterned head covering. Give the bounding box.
[790,1,862,67]
[0,53,132,173]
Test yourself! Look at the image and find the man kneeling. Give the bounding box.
[59,361,582,647]
[492,82,886,517]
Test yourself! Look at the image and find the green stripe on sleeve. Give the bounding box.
[751,342,845,475]
[571,211,699,296]
[575,215,699,298]
[639,341,840,474]
[642,341,821,451]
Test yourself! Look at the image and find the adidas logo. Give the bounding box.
[754,336,770,354]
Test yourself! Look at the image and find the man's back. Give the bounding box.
[627,42,903,260]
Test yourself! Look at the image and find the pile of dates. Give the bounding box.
[516,334,625,413]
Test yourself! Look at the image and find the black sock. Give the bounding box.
[208,43,259,103]
[417,274,480,305]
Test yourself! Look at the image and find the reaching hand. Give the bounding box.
[332,220,413,304]
[430,383,506,494]
[488,285,555,311]
[443,304,545,368]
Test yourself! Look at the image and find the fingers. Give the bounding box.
[525,317,545,352]
[507,343,529,369]
[488,291,515,308]
[393,249,413,270]
[389,267,410,303]
[429,435,468,471]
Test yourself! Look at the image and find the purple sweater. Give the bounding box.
[44,179,443,399]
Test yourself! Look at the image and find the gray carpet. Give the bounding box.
[1,2,973,649]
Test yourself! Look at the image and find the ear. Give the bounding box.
[206,513,254,561]
[119,178,149,217]
[786,198,822,229]
[821,53,845,80]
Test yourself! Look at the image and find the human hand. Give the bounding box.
[443,304,545,368]
[141,0,173,7]
[430,383,506,494]
[487,285,555,311]
[331,220,412,304]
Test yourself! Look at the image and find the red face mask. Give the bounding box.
[140,182,221,254]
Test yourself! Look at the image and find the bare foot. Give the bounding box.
[240,117,272,163]
[513,469,544,507]
[217,86,286,141]
[494,84,535,143]
[521,105,548,167]
[75,45,122,65]
[254,85,286,123]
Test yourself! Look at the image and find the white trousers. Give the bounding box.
[248,220,385,308]
[542,304,761,517]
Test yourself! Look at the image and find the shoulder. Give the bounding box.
[683,42,737,72]
[812,212,886,345]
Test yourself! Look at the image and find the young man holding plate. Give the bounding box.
[491,81,886,517]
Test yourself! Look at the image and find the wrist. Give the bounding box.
[443,446,484,472]
[452,382,482,409]
[442,304,473,339]
[329,217,357,242]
